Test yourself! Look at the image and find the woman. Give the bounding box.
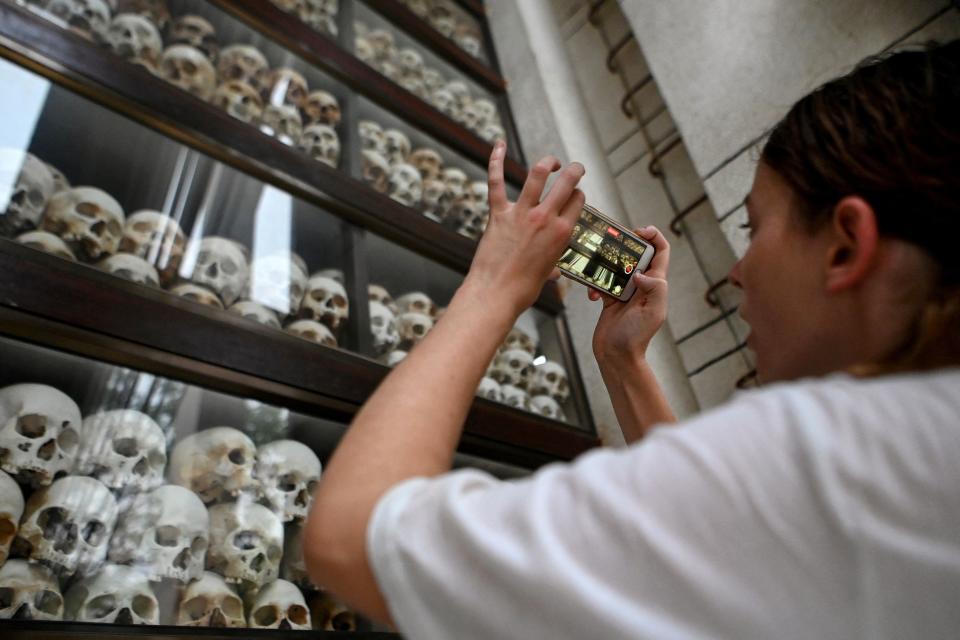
[304,40,960,638]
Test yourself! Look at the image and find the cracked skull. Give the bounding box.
[75,409,166,491]
[40,186,124,262]
[207,499,284,587]
[14,475,118,578]
[106,13,163,71]
[177,571,246,627]
[64,563,159,625]
[298,124,340,168]
[169,426,258,504]
[119,210,186,286]
[248,579,311,630]
[159,45,217,101]
[255,439,321,523]
[185,236,250,307]
[0,383,82,488]
[301,275,349,332]
[0,560,63,621]
[109,484,208,583]
[0,149,54,237]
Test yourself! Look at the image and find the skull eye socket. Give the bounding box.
[221,596,243,618]
[227,448,246,465]
[107,220,123,236]
[27,189,45,207]
[253,605,278,626]
[546,373,557,383]
[132,221,153,232]
[15,414,46,438]
[183,60,198,74]
[132,594,156,619]
[36,590,62,616]
[412,324,425,336]
[232,530,261,550]
[0,518,14,546]
[82,520,107,546]
[288,604,308,625]
[277,473,298,492]
[155,524,181,547]
[221,260,238,276]
[332,612,355,631]
[190,535,207,555]
[332,295,346,308]
[306,479,318,494]
[112,437,139,457]
[75,202,100,217]
[509,359,520,369]
[182,596,209,620]
[85,594,117,619]
[267,544,282,561]
[148,449,166,469]
[0,587,13,609]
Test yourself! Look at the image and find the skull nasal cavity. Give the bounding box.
[15,414,46,438]
[228,448,245,464]
[206,262,219,278]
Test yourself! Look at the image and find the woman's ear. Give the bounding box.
[824,196,880,293]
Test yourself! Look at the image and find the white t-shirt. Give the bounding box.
[367,369,960,639]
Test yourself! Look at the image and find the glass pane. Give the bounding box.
[392,0,491,65]
[0,57,357,353]
[0,332,528,628]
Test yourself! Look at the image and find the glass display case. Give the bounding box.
[0,0,598,636]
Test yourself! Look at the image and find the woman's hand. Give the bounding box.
[590,226,671,367]
[463,141,586,316]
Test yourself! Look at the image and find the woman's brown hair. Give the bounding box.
[761,39,960,372]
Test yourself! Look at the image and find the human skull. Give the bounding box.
[207,499,283,587]
[454,24,482,58]
[0,383,82,487]
[45,162,70,195]
[420,178,448,222]
[284,319,337,347]
[169,15,219,61]
[298,124,340,169]
[444,79,471,111]
[383,130,411,167]
[98,252,161,287]
[366,29,394,60]
[14,476,118,577]
[217,44,268,85]
[463,100,491,132]
[247,253,308,317]
[255,440,321,523]
[260,104,303,145]
[400,75,428,99]
[453,200,487,240]
[106,13,162,72]
[531,361,570,403]
[63,563,159,624]
[361,149,391,193]
[159,45,216,101]
[400,0,429,18]
[300,275,349,332]
[248,579,310,630]
[369,300,399,356]
[46,0,111,42]
[280,524,314,590]
[108,0,170,31]
[368,283,397,313]
[502,329,536,357]
[15,231,76,261]
[0,560,63,620]
[476,376,502,403]
[170,283,224,309]
[109,484,209,583]
[169,427,257,504]
[354,36,375,65]
[177,571,246,627]
[500,384,530,411]
[491,348,534,389]
[430,87,457,119]
[442,167,468,204]
[427,2,455,36]
[530,395,566,422]
[118,209,185,285]
[383,349,407,367]
[297,0,338,35]
[74,409,166,491]
[0,471,24,566]
[0,150,54,237]
[396,48,424,79]
[228,300,281,329]
[388,163,423,207]
[480,122,506,144]
[397,312,433,350]
[408,147,443,181]
[395,291,437,318]
[422,67,444,93]
[213,81,264,125]
[302,90,341,127]
[256,68,309,108]
[358,120,386,155]
[308,592,356,631]
[40,186,124,262]
[185,236,250,307]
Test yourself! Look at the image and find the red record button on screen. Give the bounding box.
[624,263,634,274]
[606,226,620,238]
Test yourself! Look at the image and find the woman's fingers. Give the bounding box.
[541,163,585,216]
[636,225,671,280]
[487,141,509,212]
[517,156,561,210]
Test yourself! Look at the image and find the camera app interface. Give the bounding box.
[557,209,647,296]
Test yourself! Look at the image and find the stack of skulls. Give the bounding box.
[368,285,443,367]
[397,0,484,61]
[267,0,339,38]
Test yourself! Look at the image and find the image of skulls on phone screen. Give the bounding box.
[557,208,647,297]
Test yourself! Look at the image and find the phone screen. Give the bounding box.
[557,207,648,297]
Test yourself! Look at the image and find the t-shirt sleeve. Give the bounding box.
[367,386,860,640]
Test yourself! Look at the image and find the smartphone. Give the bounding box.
[556,204,655,301]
